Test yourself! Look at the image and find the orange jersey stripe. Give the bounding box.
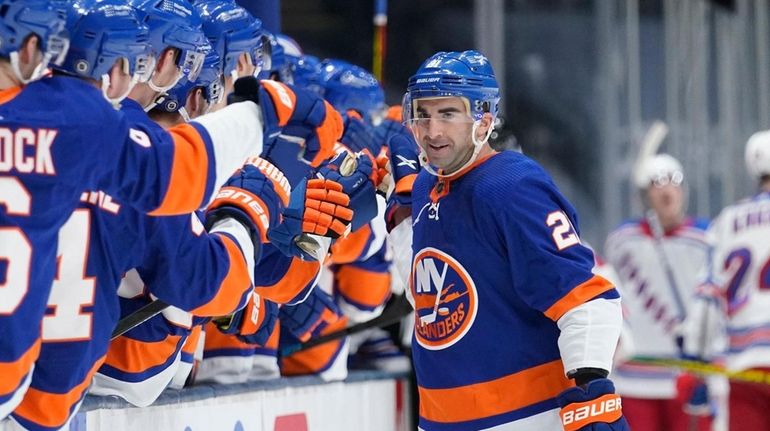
[181,326,203,356]
[0,338,41,395]
[281,316,348,375]
[203,322,256,351]
[192,235,252,316]
[419,359,573,423]
[263,321,281,350]
[394,174,416,196]
[261,80,297,127]
[257,259,320,304]
[335,265,391,309]
[0,86,22,104]
[104,334,182,373]
[13,357,106,428]
[544,275,615,321]
[329,224,372,265]
[149,123,209,215]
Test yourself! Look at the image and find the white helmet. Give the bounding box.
[745,130,770,181]
[634,153,684,189]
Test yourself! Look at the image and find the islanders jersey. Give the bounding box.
[604,218,709,399]
[408,151,617,431]
[0,74,262,418]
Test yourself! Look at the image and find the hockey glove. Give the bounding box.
[316,151,378,232]
[676,373,714,417]
[205,159,288,262]
[258,79,343,167]
[213,292,279,345]
[557,379,629,431]
[385,124,420,207]
[340,113,379,156]
[279,288,342,342]
[267,177,353,260]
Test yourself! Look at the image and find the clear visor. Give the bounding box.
[256,35,272,75]
[405,97,475,140]
[178,49,205,81]
[133,53,155,83]
[205,75,225,105]
[45,29,70,67]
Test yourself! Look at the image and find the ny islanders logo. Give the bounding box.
[411,247,478,350]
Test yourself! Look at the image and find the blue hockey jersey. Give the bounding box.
[6,95,259,429]
[408,151,618,431]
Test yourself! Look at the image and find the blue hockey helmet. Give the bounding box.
[194,0,268,81]
[289,54,324,97]
[157,43,223,117]
[403,50,499,124]
[0,0,69,83]
[276,33,302,58]
[130,0,208,85]
[257,31,292,84]
[320,59,385,125]
[60,0,153,85]
[404,50,500,177]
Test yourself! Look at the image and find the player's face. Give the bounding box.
[412,97,476,173]
[646,181,684,222]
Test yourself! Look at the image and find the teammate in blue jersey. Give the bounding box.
[388,50,628,431]
[0,0,344,425]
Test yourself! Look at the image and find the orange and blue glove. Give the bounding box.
[205,159,288,262]
[213,292,279,345]
[316,151,378,232]
[557,378,629,431]
[268,177,353,260]
[228,76,343,167]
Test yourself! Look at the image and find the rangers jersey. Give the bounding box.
[604,218,709,398]
[687,192,770,371]
[408,151,618,431]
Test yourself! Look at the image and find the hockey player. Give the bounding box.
[604,154,713,431]
[681,130,770,430]
[389,50,627,431]
[4,3,348,428]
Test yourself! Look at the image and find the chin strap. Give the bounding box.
[420,120,495,178]
[101,73,138,109]
[10,51,51,84]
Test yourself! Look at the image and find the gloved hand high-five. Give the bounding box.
[205,158,289,262]
[268,176,353,260]
[228,76,343,167]
[315,151,378,232]
[557,379,629,431]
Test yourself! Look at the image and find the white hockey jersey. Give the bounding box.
[604,217,710,398]
[684,192,770,372]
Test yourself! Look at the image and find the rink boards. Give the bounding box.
[2,371,411,431]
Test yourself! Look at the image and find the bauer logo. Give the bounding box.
[411,247,477,350]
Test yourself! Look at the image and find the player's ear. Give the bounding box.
[186,88,204,117]
[19,35,41,66]
[156,47,177,73]
[476,112,494,141]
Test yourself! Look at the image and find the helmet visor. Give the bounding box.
[178,49,205,81]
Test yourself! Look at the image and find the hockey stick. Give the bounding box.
[280,293,412,356]
[110,299,170,340]
[631,356,770,386]
[646,209,687,320]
